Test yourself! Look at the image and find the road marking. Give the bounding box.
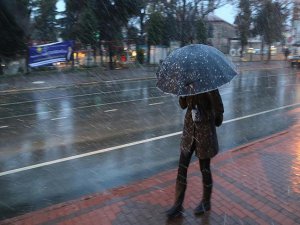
[0,95,170,120]
[0,78,157,94]
[0,132,182,177]
[0,102,300,177]
[104,109,118,112]
[0,70,296,105]
[105,77,157,83]
[32,81,45,84]
[51,117,67,121]
[0,87,159,106]
[223,103,300,123]
[0,78,297,121]
[0,73,295,107]
[0,69,295,96]
[0,66,290,94]
[0,125,8,129]
[240,65,289,72]
[149,102,164,106]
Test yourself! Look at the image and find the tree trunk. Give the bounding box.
[25,47,30,74]
[180,0,187,47]
[99,40,103,67]
[140,11,145,46]
[268,44,271,61]
[0,57,3,75]
[240,45,244,58]
[71,55,75,69]
[147,41,151,64]
[260,38,264,61]
[93,46,97,65]
[249,42,253,61]
[108,42,114,70]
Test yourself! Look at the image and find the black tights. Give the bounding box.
[176,147,212,187]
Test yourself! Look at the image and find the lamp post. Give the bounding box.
[139,8,145,48]
[137,8,146,64]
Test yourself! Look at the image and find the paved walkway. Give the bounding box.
[1,116,300,225]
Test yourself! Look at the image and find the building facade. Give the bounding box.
[205,14,237,53]
[292,0,300,44]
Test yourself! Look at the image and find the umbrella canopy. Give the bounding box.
[156,44,238,96]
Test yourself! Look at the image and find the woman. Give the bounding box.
[166,89,224,218]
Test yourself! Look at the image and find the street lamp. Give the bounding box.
[140,8,145,48]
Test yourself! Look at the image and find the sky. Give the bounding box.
[215,3,237,24]
[56,0,236,25]
[56,0,65,12]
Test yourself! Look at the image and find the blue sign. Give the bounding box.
[29,41,74,67]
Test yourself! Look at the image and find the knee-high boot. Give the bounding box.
[166,180,186,218]
[194,163,213,215]
[194,183,212,215]
[167,149,193,218]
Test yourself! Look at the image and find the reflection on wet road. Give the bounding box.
[1,67,300,219]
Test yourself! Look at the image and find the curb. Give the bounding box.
[230,130,288,152]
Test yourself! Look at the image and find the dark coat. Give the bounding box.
[179,89,224,159]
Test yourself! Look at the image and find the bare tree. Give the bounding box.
[172,0,228,46]
[140,0,228,46]
[252,0,292,61]
[234,0,251,58]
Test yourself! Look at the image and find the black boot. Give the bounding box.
[166,204,184,218]
[166,181,186,218]
[194,184,212,215]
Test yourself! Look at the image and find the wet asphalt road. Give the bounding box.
[1,66,300,219]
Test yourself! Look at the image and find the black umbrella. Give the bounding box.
[156,44,237,96]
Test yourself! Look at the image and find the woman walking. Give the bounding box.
[166,89,224,218]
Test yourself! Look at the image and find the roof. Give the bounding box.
[206,14,224,22]
[205,13,236,28]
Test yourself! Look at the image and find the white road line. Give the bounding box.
[0,68,293,96]
[223,102,300,123]
[0,78,156,95]
[0,102,299,177]
[0,125,8,129]
[1,70,296,105]
[0,71,296,106]
[51,117,67,121]
[0,87,159,106]
[32,81,45,84]
[105,77,156,83]
[104,109,118,112]
[149,102,164,106]
[0,132,182,177]
[0,95,171,120]
[0,80,295,121]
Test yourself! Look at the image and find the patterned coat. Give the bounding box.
[179,89,224,159]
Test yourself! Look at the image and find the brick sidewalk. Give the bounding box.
[1,125,300,224]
